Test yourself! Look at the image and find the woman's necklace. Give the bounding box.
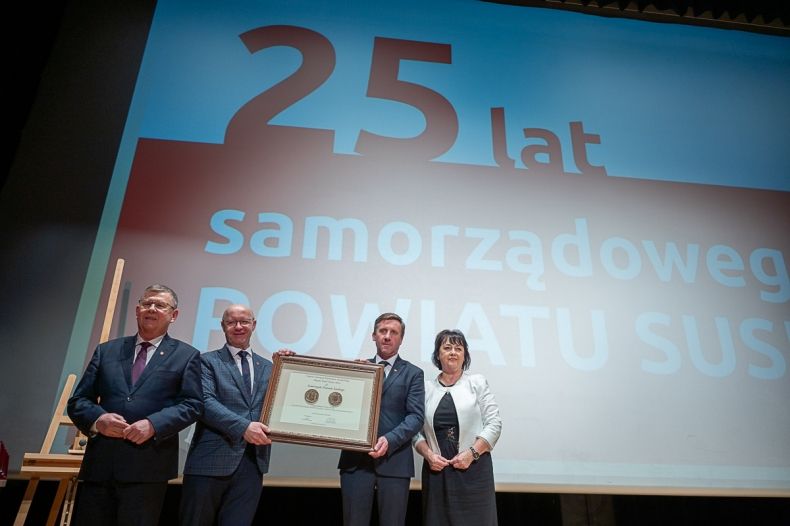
[438,372,461,387]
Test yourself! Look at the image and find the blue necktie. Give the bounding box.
[239,350,252,395]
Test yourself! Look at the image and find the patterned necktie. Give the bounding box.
[382,360,391,377]
[239,350,252,395]
[132,342,151,385]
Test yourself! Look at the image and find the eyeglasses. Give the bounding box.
[224,319,254,327]
[138,300,175,312]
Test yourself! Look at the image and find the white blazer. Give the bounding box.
[413,372,502,454]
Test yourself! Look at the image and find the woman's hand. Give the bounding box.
[427,451,450,472]
[449,448,474,470]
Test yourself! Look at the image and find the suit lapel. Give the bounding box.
[425,375,444,418]
[120,336,137,390]
[251,353,268,402]
[130,334,172,393]
[220,345,252,405]
[380,356,403,395]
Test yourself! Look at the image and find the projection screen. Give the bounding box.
[58,0,790,495]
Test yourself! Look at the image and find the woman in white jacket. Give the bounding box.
[413,329,502,525]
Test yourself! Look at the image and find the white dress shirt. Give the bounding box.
[227,344,255,387]
[134,334,165,365]
[376,354,398,377]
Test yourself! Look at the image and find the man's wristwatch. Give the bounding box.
[469,446,480,462]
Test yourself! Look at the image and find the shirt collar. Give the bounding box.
[136,334,165,348]
[227,344,252,358]
[376,354,398,366]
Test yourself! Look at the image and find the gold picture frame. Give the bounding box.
[260,355,384,451]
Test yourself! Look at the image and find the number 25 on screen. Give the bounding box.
[225,25,459,162]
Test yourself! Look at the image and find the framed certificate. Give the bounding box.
[260,355,384,451]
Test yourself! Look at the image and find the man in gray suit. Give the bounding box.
[180,304,273,525]
[338,312,425,526]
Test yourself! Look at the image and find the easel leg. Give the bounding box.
[13,477,40,526]
[59,478,79,526]
[46,479,69,526]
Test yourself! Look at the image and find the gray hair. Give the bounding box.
[141,284,179,308]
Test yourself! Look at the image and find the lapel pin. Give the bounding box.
[160,351,164,355]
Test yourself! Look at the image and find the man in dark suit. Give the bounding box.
[338,312,425,526]
[180,304,274,525]
[67,284,203,526]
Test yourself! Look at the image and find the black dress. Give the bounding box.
[421,391,498,525]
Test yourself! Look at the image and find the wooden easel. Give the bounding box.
[15,374,83,526]
[15,258,126,526]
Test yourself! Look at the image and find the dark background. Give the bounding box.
[1,1,788,524]
[2,481,789,525]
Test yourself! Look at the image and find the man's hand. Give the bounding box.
[243,422,272,445]
[274,349,296,357]
[368,436,389,458]
[95,413,129,438]
[123,419,155,445]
